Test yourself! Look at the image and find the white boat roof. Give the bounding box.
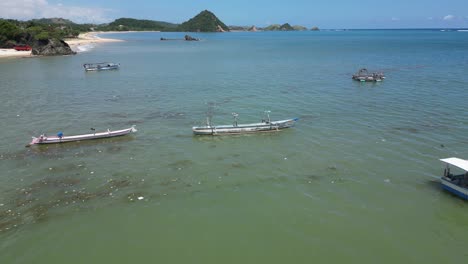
[440,157,468,172]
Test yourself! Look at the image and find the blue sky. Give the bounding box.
[1,0,468,28]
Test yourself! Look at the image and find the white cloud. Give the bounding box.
[443,15,455,21]
[0,0,112,23]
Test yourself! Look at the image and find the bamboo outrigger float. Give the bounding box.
[192,111,298,135]
[27,126,137,146]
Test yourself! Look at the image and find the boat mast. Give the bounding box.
[232,113,239,127]
[264,110,271,123]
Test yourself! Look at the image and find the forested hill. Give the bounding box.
[100,18,178,31]
[178,10,229,32]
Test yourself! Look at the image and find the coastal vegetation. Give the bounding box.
[0,18,76,55]
[264,23,294,31]
[98,18,178,32]
[1,10,319,55]
[228,24,316,31]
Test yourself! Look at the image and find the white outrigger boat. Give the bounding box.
[83,62,120,71]
[352,68,385,82]
[28,126,137,146]
[192,111,298,135]
[440,157,468,200]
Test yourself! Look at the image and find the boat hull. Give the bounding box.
[83,63,120,71]
[441,177,468,200]
[192,118,298,135]
[85,66,119,71]
[29,126,137,146]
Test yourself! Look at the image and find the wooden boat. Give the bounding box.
[192,112,298,135]
[440,157,468,200]
[83,62,120,71]
[28,126,137,146]
[352,68,385,82]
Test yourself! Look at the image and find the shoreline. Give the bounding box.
[64,32,125,52]
[0,49,32,59]
[0,31,162,58]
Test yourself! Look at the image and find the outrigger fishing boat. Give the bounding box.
[83,62,120,71]
[27,126,137,146]
[352,68,385,82]
[440,157,468,200]
[192,111,298,135]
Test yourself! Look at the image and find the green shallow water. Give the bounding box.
[0,30,467,263]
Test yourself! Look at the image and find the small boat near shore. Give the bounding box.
[440,157,468,200]
[28,126,137,146]
[352,68,385,82]
[83,62,120,71]
[192,111,298,135]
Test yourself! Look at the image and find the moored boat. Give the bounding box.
[352,68,385,82]
[83,62,120,71]
[440,157,468,200]
[192,111,298,135]
[28,126,137,146]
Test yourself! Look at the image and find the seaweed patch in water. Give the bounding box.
[0,176,136,233]
[106,145,123,153]
[167,159,194,169]
[231,163,245,169]
[393,127,420,134]
[146,111,186,120]
[306,174,321,181]
[44,163,87,174]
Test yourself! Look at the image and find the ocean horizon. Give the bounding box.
[0,30,467,263]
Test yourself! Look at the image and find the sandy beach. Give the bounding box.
[0,32,123,58]
[0,49,32,59]
[64,32,124,52]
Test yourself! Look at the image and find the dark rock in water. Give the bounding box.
[31,38,76,56]
[184,35,199,41]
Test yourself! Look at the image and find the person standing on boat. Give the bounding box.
[57,131,63,140]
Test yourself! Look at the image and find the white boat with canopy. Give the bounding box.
[440,157,468,200]
[28,126,137,146]
[192,111,298,135]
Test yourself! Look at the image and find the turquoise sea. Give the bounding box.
[0,30,467,263]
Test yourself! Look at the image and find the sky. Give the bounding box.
[1,0,468,28]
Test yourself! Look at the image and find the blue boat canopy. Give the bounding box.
[440,157,468,172]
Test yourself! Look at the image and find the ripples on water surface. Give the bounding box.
[0,31,467,263]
